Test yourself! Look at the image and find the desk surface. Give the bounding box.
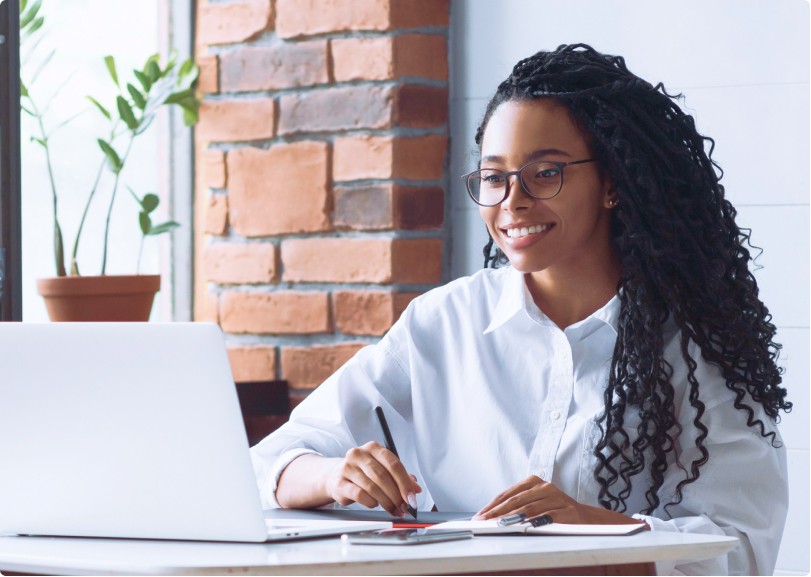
[0,531,737,576]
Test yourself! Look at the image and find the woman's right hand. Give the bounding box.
[276,444,421,517]
[323,441,421,517]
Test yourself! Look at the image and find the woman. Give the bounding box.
[250,44,790,574]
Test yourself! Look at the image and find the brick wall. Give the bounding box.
[193,0,450,401]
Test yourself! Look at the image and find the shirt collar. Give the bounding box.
[484,266,620,336]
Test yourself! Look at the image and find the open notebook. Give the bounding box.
[431,519,647,536]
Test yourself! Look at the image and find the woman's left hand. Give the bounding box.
[473,475,644,525]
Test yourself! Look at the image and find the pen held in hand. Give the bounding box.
[373,406,418,520]
[529,514,554,527]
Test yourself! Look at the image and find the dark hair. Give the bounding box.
[476,43,791,515]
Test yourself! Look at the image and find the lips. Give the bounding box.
[499,223,554,247]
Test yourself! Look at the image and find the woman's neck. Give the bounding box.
[525,248,622,330]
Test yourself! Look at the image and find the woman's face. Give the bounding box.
[478,99,617,278]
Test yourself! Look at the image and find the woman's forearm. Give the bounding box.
[275,454,342,509]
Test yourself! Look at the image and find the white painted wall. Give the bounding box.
[20,1,164,321]
[449,1,809,574]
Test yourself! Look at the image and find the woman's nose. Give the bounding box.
[501,174,532,210]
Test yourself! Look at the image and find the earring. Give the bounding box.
[608,199,619,207]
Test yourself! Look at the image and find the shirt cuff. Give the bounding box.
[265,448,322,509]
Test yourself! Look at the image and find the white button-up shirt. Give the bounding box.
[251,266,787,575]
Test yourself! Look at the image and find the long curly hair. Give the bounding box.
[475,44,791,515]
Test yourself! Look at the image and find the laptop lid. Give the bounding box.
[0,322,269,542]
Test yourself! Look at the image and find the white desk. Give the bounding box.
[0,532,737,575]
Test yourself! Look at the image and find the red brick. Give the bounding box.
[279,85,393,135]
[393,186,444,230]
[333,290,399,335]
[334,184,393,230]
[390,0,449,28]
[393,291,421,318]
[333,135,447,182]
[203,291,219,324]
[331,37,393,82]
[281,343,366,389]
[201,149,226,189]
[198,0,274,46]
[392,135,447,181]
[228,142,331,236]
[391,238,442,283]
[203,243,278,284]
[220,291,330,334]
[276,0,448,38]
[204,194,228,235]
[197,54,219,93]
[281,237,442,284]
[220,42,328,92]
[197,99,276,142]
[393,34,448,80]
[333,135,393,181]
[282,238,393,283]
[276,0,388,39]
[394,85,448,128]
[227,346,278,382]
[334,184,443,231]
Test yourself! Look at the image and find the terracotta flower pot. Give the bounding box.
[36,275,161,322]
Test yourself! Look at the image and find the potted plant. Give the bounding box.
[20,0,200,321]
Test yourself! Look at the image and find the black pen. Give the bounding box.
[374,406,418,520]
[529,514,553,527]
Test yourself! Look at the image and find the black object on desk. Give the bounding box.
[374,406,418,519]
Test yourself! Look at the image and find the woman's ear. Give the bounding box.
[604,186,619,209]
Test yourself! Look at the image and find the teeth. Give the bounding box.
[506,224,548,238]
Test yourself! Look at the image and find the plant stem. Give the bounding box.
[100,136,134,275]
[28,94,66,277]
[137,236,145,275]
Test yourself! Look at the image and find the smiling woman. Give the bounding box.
[250,43,792,577]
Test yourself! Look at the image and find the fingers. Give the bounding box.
[475,475,544,519]
[328,442,421,517]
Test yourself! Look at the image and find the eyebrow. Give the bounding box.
[481,148,573,164]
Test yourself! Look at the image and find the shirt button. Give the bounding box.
[550,410,561,421]
[539,470,548,479]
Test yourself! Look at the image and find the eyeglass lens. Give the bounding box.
[468,161,563,206]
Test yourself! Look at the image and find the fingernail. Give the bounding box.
[407,493,417,510]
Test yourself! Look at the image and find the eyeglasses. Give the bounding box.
[462,158,597,207]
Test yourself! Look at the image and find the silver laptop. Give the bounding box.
[0,322,389,542]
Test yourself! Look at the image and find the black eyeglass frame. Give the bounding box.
[462,158,597,207]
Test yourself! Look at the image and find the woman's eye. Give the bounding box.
[481,172,505,184]
[534,167,561,179]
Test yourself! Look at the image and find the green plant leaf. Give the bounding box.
[20,81,28,97]
[178,57,195,79]
[141,193,160,213]
[86,96,111,120]
[30,136,46,147]
[26,15,44,35]
[20,0,41,29]
[126,83,146,110]
[164,87,195,105]
[97,139,123,173]
[146,221,181,236]
[104,55,119,87]
[21,0,29,15]
[139,212,152,235]
[116,95,139,131]
[146,59,161,82]
[182,106,198,126]
[134,69,152,92]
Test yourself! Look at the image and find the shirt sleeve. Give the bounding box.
[249,322,415,509]
[632,341,788,576]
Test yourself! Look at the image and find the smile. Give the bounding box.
[503,224,551,238]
